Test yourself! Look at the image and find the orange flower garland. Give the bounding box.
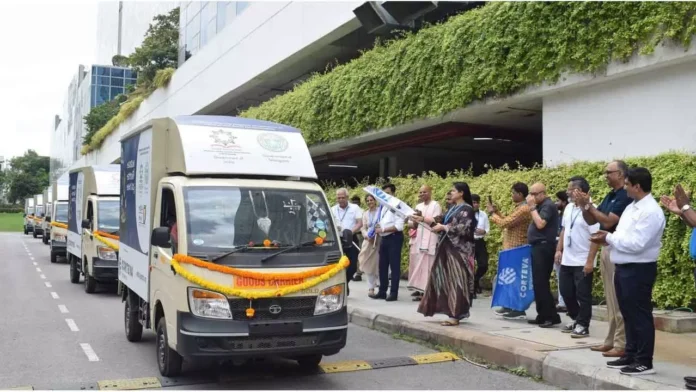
[94,231,120,240]
[51,222,68,229]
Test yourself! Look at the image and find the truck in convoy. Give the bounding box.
[31,194,45,239]
[23,198,35,235]
[49,175,70,263]
[41,187,53,245]
[118,116,351,377]
[67,165,121,293]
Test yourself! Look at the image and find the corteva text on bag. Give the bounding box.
[117,116,351,377]
[67,164,121,293]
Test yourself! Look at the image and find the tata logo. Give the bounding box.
[268,304,282,315]
[497,267,517,285]
[210,129,238,148]
[257,133,289,153]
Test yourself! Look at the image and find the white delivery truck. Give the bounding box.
[23,198,35,235]
[118,116,351,377]
[49,175,70,263]
[41,187,53,245]
[67,165,121,293]
[32,194,45,239]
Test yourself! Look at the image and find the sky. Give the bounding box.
[0,1,97,162]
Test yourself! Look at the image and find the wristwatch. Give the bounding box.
[584,203,591,211]
[682,204,691,212]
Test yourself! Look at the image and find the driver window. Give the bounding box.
[160,188,177,254]
[87,201,94,229]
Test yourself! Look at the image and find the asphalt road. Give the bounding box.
[0,232,554,390]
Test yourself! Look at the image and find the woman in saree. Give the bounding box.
[358,194,381,296]
[417,182,477,326]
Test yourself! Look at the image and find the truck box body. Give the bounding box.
[53,174,70,202]
[67,165,120,259]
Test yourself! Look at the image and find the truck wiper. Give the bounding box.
[259,241,317,263]
[209,245,252,263]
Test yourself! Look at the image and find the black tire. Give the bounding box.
[32,230,37,239]
[24,226,28,235]
[70,256,80,284]
[125,293,143,342]
[50,250,58,264]
[84,262,97,294]
[296,354,323,369]
[42,233,49,245]
[157,316,183,377]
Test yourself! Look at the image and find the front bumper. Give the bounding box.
[51,241,67,252]
[91,257,119,281]
[175,307,348,359]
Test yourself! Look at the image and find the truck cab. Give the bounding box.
[31,194,45,239]
[49,175,70,263]
[67,165,121,293]
[23,198,35,235]
[119,116,350,377]
[42,188,53,245]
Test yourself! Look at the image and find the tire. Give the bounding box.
[32,230,37,239]
[70,256,80,284]
[50,250,58,264]
[125,293,143,342]
[24,226,28,235]
[296,354,323,369]
[84,261,97,294]
[43,233,49,245]
[157,316,183,377]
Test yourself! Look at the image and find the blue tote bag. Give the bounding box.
[491,244,535,311]
[690,228,696,260]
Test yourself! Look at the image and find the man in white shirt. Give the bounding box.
[332,188,363,296]
[471,194,490,296]
[590,167,666,376]
[370,183,405,302]
[555,177,600,339]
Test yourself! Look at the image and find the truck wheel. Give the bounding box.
[42,233,49,245]
[70,256,80,284]
[24,226,28,235]
[33,230,37,239]
[50,250,58,264]
[125,294,143,342]
[296,354,323,369]
[84,269,97,294]
[157,316,183,377]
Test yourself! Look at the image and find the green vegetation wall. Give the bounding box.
[240,2,696,145]
[324,153,696,309]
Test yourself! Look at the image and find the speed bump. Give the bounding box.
[97,377,161,390]
[319,360,372,373]
[410,351,460,364]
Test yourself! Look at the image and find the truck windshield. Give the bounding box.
[36,206,44,216]
[55,203,68,223]
[27,207,34,215]
[97,200,120,233]
[183,186,337,253]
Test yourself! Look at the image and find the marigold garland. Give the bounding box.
[173,254,341,281]
[170,255,350,300]
[51,222,68,229]
[93,231,119,251]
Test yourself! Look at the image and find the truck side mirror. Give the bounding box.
[81,219,91,229]
[341,228,353,250]
[151,227,171,248]
[46,216,51,222]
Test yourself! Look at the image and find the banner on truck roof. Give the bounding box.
[93,165,121,195]
[67,171,84,258]
[177,122,318,179]
[119,128,152,300]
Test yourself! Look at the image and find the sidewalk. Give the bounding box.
[346,279,696,390]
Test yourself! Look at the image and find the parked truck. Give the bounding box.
[41,187,53,245]
[23,198,35,235]
[118,116,351,377]
[49,175,70,263]
[67,165,121,293]
[31,194,45,239]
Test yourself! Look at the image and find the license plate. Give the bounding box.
[233,276,305,289]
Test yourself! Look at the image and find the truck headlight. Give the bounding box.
[97,246,117,260]
[314,284,345,315]
[188,288,232,319]
[54,234,66,242]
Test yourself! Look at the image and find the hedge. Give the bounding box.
[323,152,696,309]
[0,208,22,214]
[241,2,696,146]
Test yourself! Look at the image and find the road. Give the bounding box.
[0,232,554,390]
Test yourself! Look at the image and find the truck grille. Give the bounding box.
[228,297,317,320]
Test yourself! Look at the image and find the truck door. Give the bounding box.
[83,200,95,260]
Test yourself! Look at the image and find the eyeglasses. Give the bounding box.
[529,192,543,196]
[604,170,619,175]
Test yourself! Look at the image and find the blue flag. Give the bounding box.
[491,245,535,311]
[690,228,696,260]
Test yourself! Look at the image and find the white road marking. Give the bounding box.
[50,292,59,299]
[44,282,52,288]
[80,343,100,362]
[65,319,79,332]
[58,305,69,314]
[40,274,46,280]
[36,267,41,272]
[30,257,34,261]
[33,262,37,266]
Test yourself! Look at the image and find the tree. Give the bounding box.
[82,95,127,146]
[126,7,180,85]
[6,150,50,204]
[112,54,129,67]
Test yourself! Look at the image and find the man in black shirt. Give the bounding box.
[526,183,561,328]
[574,160,632,358]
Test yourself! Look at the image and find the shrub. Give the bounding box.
[323,152,696,309]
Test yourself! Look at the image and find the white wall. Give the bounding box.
[82,1,361,166]
[95,2,120,65]
[543,60,696,166]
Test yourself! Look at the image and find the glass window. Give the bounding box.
[91,74,97,84]
[111,77,124,87]
[92,65,97,74]
[186,15,201,41]
[201,19,216,47]
[97,200,119,233]
[201,2,216,23]
[97,76,110,85]
[55,203,68,223]
[216,1,229,31]
[99,86,110,105]
[110,87,123,100]
[187,31,200,55]
[96,67,109,76]
[226,1,237,26]
[187,0,200,23]
[124,69,132,79]
[112,68,124,78]
[236,1,249,14]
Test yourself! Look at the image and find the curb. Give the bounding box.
[347,306,679,390]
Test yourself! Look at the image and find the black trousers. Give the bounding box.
[345,235,360,286]
[474,239,489,291]
[378,232,404,296]
[559,265,593,327]
[615,262,657,366]
[531,242,559,322]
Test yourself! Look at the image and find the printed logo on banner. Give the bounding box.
[497,268,516,285]
[257,133,289,153]
[210,129,238,149]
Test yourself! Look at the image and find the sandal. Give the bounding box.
[368,289,375,296]
[412,294,422,302]
[440,319,460,327]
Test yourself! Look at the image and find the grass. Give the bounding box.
[0,213,25,232]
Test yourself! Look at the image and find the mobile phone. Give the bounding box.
[488,195,493,204]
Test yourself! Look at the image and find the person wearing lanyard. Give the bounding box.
[370,184,405,302]
[471,194,490,297]
[332,188,363,296]
[555,176,600,338]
